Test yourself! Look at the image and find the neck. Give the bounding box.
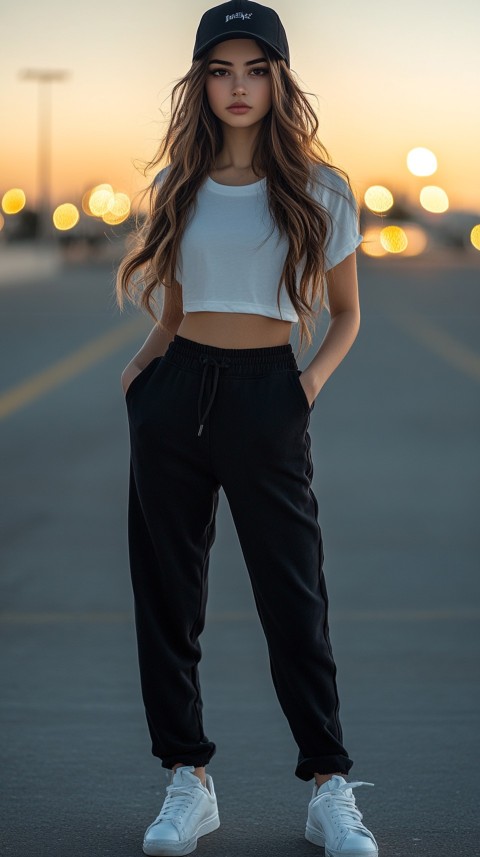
[215,123,262,171]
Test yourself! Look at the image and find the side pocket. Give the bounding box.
[124,356,162,404]
[288,368,314,414]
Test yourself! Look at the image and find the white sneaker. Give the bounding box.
[143,765,220,856]
[305,774,378,856]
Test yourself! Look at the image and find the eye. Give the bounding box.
[209,67,268,77]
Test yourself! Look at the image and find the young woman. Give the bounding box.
[116,2,379,856]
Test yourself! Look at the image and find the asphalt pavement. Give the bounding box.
[1,247,479,856]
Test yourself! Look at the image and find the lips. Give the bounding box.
[228,103,250,108]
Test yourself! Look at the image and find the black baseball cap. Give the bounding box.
[193,0,290,67]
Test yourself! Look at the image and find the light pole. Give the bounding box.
[19,68,70,240]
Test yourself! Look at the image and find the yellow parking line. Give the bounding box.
[383,306,480,382]
[0,316,149,421]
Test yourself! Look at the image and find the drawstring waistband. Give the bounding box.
[197,355,231,437]
[163,334,299,439]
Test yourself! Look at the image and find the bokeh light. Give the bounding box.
[420,186,449,213]
[364,186,394,213]
[400,225,428,256]
[53,203,80,231]
[102,192,131,225]
[81,188,95,216]
[407,147,437,176]
[360,227,388,258]
[361,224,428,258]
[82,184,131,223]
[471,225,480,251]
[380,226,408,254]
[2,188,26,214]
[88,184,115,217]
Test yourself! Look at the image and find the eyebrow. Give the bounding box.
[208,57,267,66]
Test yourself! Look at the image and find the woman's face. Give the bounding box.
[204,38,272,127]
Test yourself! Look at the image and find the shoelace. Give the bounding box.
[155,784,196,828]
[312,780,374,835]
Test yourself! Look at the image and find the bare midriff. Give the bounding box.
[176,311,293,349]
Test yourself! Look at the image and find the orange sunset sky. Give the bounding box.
[1,0,479,213]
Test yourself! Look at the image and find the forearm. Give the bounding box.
[121,319,182,393]
[302,309,360,400]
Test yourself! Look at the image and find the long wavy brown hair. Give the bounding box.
[115,41,358,355]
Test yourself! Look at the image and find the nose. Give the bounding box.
[232,81,246,94]
[231,72,248,92]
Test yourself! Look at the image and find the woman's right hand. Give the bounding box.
[121,318,178,397]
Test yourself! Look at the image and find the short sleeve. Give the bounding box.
[310,166,363,271]
[153,165,171,190]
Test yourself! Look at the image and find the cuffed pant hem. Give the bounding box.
[295,754,354,782]
[157,743,217,771]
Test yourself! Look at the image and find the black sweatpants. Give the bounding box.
[125,333,353,781]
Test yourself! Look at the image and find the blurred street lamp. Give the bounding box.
[19,68,71,240]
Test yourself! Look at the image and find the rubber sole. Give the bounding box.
[143,813,220,856]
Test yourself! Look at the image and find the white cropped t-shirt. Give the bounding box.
[153,164,362,323]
